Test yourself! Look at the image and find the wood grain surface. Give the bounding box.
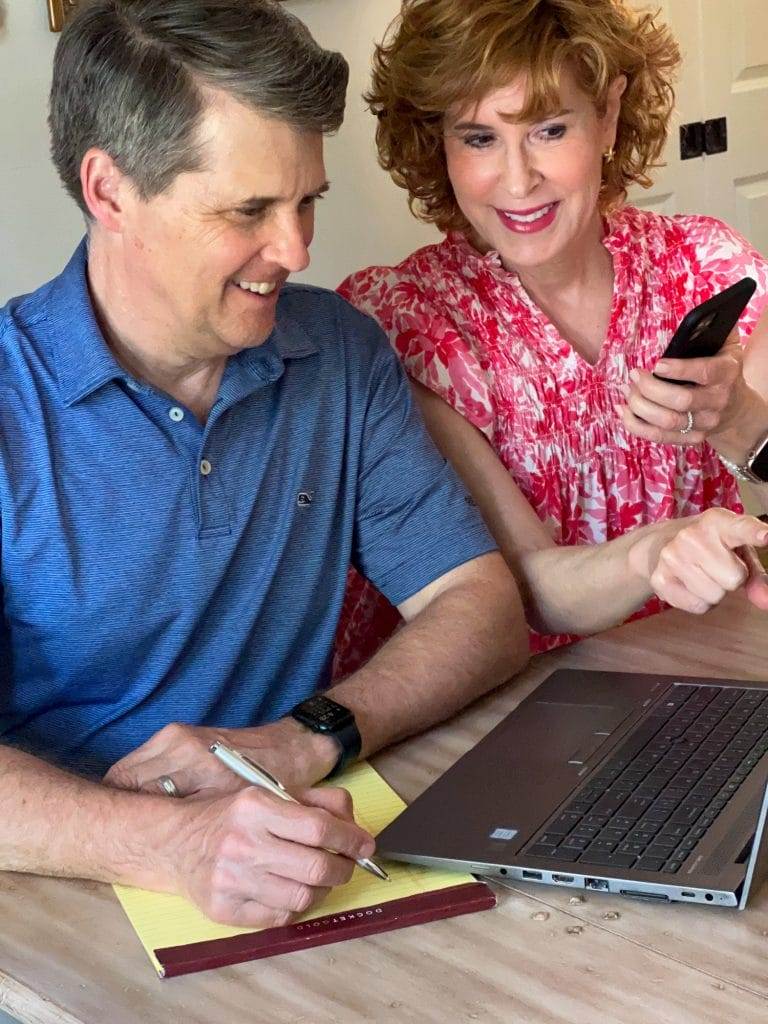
[1,592,767,1024]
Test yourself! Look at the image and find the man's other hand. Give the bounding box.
[102,719,339,798]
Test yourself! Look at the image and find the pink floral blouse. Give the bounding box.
[333,206,768,678]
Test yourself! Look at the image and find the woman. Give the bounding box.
[334,0,768,679]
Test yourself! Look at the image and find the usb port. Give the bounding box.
[522,870,542,880]
[551,874,574,884]
[585,877,609,891]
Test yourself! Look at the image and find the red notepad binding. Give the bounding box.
[154,881,496,978]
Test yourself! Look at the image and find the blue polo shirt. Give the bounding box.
[0,242,496,776]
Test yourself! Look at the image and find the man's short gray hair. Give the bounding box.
[49,0,349,216]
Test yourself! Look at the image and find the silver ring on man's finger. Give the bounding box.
[679,410,694,435]
[158,774,180,798]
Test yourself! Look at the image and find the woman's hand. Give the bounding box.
[628,508,768,615]
[618,329,747,446]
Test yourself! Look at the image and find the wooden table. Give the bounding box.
[2,593,768,1024]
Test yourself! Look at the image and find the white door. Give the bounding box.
[699,0,768,254]
[626,0,708,216]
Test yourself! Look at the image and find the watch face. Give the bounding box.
[750,439,768,482]
[294,695,353,732]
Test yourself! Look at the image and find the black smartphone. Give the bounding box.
[654,276,756,384]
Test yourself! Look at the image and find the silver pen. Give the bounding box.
[210,740,390,882]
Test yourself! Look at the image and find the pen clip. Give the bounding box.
[238,753,288,793]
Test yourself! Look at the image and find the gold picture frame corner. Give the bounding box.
[48,0,80,33]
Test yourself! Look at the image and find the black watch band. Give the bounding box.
[289,694,362,778]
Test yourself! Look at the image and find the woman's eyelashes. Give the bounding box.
[536,123,567,142]
[460,122,568,150]
[462,132,497,149]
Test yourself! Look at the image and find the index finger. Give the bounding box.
[653,351,738,387]
[713,514,768,552]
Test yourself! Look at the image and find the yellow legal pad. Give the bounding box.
[114,762,488,977]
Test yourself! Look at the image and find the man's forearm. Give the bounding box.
[0,746,182,889]
[325,564,528,757]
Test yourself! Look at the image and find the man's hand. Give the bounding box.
[628,508,768,614]
[170,784,375,927]
[103,719,339,799]
[618,329,747,446]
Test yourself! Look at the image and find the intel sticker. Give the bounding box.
[490,828,518,841]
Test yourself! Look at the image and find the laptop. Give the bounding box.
[377,670,768,908]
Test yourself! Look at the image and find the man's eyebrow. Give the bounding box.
[233,181,331,208]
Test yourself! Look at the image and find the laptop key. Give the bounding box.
[565,801,593,816]
[585,838,618,854]
[597,827,627,842]
[626,830,655,844]
[668,805,701,825]
[561,835,590,851]
[635,856,666,872]
[645,843,677,860]
[571,824,601,839]
[583,813,610,828]
[550,846,581,863]
[527,844,560,857]
[635,818,663,834]
[547,813,582,835]
[611,816,637,831]
[580,851,636,868]
[620,797,653,819]
[592,791,630,815]
[647,834,677,850]
[618,841,646,856]
[539,833,565,847]
[662,860,682,873]
[659,822,687,837]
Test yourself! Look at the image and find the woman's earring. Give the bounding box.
[603,146,615,163]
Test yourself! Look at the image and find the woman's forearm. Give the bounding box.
[519,519,682,635]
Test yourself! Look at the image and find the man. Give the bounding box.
[0,0,527,927]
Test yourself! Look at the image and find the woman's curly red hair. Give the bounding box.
[367,0,682,232]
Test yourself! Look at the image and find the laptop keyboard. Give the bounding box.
[524,684,768,874]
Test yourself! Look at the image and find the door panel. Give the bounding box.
[626,0,707,215]
[700,0,768,252]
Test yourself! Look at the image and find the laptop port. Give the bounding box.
[585,877,609,891]
[680,891,696,898]
[522,870,542,880]
[551,874,574,884]
[619,889,670,902]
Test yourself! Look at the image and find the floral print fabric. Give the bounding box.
[333,207,768,677]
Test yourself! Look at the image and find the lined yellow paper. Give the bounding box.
[114,762,474,975]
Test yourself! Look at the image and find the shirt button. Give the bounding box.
[169,407,184,422]
[200,459,212,476]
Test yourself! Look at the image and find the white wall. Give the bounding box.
[0,0,83,300]
[0,0,434,303]
[286,0,438,289]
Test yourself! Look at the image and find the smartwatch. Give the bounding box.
[719,428,768,483]
[290,694,361,778]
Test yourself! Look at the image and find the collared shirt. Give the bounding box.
[0,241,495,776]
